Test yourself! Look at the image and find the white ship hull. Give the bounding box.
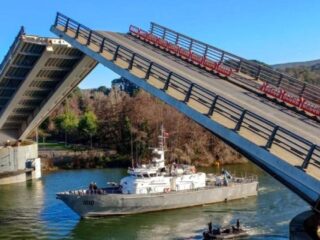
[57,181,258,218]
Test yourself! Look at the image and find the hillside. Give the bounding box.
[272,59,320,85]
[273,59,320,69]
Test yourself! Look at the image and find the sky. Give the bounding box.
[0,0,320,89]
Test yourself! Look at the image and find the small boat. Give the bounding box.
[203,220,248,239]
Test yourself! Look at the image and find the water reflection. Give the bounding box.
[0,180,45,239]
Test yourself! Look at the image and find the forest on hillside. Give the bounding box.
[276,63,320,85]
[37,87,246,168]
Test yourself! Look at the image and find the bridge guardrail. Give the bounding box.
[54,12,320,173]
[150,22,320,102]
[148,22,320,118]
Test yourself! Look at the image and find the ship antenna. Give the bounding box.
[158,124,168,151]
[159,124,164,151]
[130,126,134,168]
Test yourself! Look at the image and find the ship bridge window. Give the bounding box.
[150,173,156,177]
[143,173,149,178]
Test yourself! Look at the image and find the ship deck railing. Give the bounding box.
[58,176,258,196]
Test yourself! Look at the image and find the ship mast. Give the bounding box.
[158,124,167,152]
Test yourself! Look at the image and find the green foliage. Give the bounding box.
[78,111,98,136]
[97,86,110,95]
[55,112,79,134]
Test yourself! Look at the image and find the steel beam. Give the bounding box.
[0,50,53,129]
[18,55,97,139]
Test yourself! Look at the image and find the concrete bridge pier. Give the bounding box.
[290,210,320,239]
[0,141,41,185]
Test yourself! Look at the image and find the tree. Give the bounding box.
[97,86,110,95]
[55,112,79,146]
[78,111,98,148]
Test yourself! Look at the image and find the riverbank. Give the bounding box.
[39,142,247,172]
[39,143,130,171]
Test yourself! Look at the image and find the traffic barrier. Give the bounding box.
[157,38,168,49]
[260,83,320,117]
[178,47,191,60]
[146,34,158,45]
[202,58,218,71]
[138,29,148,40]
[301,101,320,117]
[261,83,285,99]
[167,42,179,54]
[282,92,302,108]
[216,64,233,77]
[190,52,204,65]
[129,25,139,36]
[129,25,233,78]
[259,82,267,92]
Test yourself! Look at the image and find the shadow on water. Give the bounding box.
[0,163,310,239]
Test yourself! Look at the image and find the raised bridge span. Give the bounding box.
[50,13,320,211]
[0,27,97,142]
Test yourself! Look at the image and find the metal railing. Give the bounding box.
[0,26,25,76]
[150,22,320,105]
[53,12,320,173]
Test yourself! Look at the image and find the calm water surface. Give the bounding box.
[0,163,309,239]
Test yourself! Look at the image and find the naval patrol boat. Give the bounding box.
[57,127,258,218]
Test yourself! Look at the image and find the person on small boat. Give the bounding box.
[208,222,212,234]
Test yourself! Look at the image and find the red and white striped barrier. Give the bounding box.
[178,47,191,60]
[202,58,218,71]
[301,101,320,117]
[190,52,204,66]
[167,42,179,54]
[157,38,168,49]
[129,25,233,78]
[216,64,233,77]
[129,25,139,36]
[260,83,320,118]
[282,92,303,108]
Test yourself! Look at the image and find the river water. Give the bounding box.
[0,163,309,240]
